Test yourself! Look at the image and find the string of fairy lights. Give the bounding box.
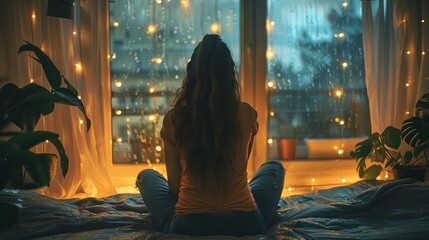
[28,2,86,147]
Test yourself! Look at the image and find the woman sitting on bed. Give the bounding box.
[136,34,285,236]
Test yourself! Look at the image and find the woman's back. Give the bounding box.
[136,35,284,236]
[161,102,259,214]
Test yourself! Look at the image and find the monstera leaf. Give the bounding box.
[401,116,429,148]
[351,127,401,179]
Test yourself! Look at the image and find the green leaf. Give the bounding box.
[0,83,20,116]
[48,137,69,177]
[5,131,68,179]
[5,83,54,131]
[381,126,401,149]
[7,131,60,151]
[414,142,429,159]
[362,165,382,180]
[21,83,55,116]
[62,76,79,96]
[403,151,413,164]
[23,152,58,187]
[401,116,429,148]
[54,88,91,131]
[0,141,20,154]
[18,41,62,89]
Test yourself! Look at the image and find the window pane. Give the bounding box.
[109,0,240,164]
[267,0,371,159]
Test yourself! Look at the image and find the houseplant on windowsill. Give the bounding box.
[350,93,429,180]
[273,113,298,160]
[0,41,91,189]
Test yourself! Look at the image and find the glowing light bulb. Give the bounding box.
[79,119,84,125]
[334,145,339,151]
[75,63,82,71]
[405,82,410,87]
[270,111,275,117]
[115,109,122,115]
[341,178,346,183]
[334,34,339,38]
[339,120,345,125]
[113,20,119,27]
[45,140,49,143]
[342,2,348,8]
[148,115,156,122]
[156,0,162,4]
[422,19,425,23]
[335,89,344,98]
[342,62,348,68]
[311,178,316,183]
[338,149,344,155]
[406,50,411,54]
[156,145,162,152]
[180,0,190,9]
[152,57,162,64]
[384,172,389,179]
[338,32,345,38]
[114,80,122,87]
[117,137,123,143]
[267,138,273,144]
[334,118,340,123]
[149,87,156,93]
[405,111,410,115]
[422,51,426,55]
[32,13,36,19]
[267,81,274,88]
[73,31,77,35]
[210,22,221,34]
[30,78,34,83]
[266,48,274,60]
[78,95,82,100]
[266,20,275,32]
[287,187,294,191]
[147,24,157,34]
[111,53,117,59]
[126,118,130,122]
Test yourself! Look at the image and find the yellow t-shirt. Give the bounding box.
[161,102,258,215]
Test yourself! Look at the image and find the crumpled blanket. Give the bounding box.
[1,178,428,239]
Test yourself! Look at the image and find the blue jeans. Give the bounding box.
[136,160,285,236]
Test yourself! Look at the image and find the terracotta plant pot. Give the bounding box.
[393,165,427,182]
[277,138,297,159]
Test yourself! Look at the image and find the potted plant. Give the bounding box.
[277,128,297,160]
[396,93,429,180]
[0,41,91,189]
[351,93,429,180]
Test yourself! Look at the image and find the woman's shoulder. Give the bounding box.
[239,102,258,119]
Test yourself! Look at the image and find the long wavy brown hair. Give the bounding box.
[172,34,241,187]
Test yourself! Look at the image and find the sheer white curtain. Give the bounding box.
[0,0,116,198]
[362,0,429,133]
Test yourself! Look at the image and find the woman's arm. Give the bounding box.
[164,139,181,194]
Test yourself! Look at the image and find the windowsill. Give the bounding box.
[110,158,368,198]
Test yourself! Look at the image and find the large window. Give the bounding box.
[109,0,240,164]
[109,0,371,164]
[266,0,371,159]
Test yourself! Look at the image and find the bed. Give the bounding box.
[1,178,428,239]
